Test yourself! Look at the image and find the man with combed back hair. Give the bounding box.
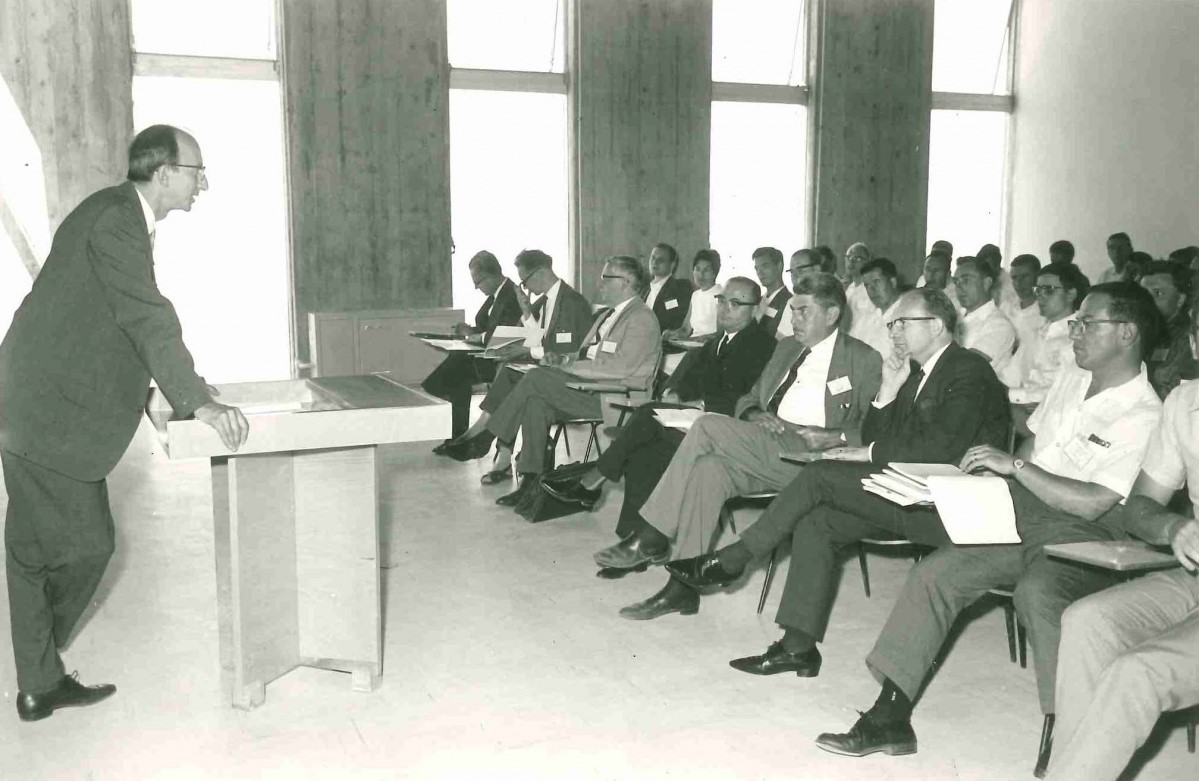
[0,124,250,721]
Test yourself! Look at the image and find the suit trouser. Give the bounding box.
[865,485,1120,714]
[2,450,115,693]
[484,367,602,475]
[421,353,496,437]
[638,414,808,561]
[1047,569,1199,781]
[478,363,523,416]
[738,461,952,641]
[592,404,686,539]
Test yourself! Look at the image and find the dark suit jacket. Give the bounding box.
[864,341,1010,465]
[758,286,793,335]
[0,182,210,481]
[734,331,883,445]
[532,281,594,355]
[469,278,523,340]
[646,276,693,332]
[666,319,776,416]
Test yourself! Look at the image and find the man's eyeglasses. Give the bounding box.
[173,163,206,177]
[601,273,629,283]
[518,269,538,289]
[715,295,755,309]
[1034,285,1064,296]
[886,316,936,332]
[1067,318,1129,335]
[788,263,820,274]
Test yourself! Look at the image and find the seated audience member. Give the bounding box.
[424,251,523,443]
[1099,232,1134,283]
[1127,251,1153,283]
[812,283,1163,770]
[915,240,954,288]
[1003,264,1088,404]
[673,289,1009,674]
[615,273,882,619]
[752,246,792,335]
[954,255,1017,374]
[643,243,693,332]
[1167,245,1199,270]
[843,242,875,330]
[814,245,838,277]
[979,243,1019,310]
[545,277,776,569]
[848,257,903,358]
[1002,254,1046,349]
[440,248,595,474]
[931,239,953,258]
[1047,339,1199,780]
[451,256,660,506]
[667,249,722,340]
[1049,239,1075,266]
[1141,259,1198,398]
[918,250,960,310]
[777,249,826,338]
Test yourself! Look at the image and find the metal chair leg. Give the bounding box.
[1188,717,1196,753]
[858,544,871,598]
[757,547,777,615]
[1034,714,1054,779]
[1002,600,1018,664]
[1017,620,1028,669]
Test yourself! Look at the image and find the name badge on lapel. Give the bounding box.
[826,375,853,395]
[665,299,679,310]
[765,307,778,318]
[601,340,618,354]
[555,332,572,344]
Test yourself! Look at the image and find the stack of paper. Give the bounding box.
[862,462,1021,545]
[861,463,963,506]
[483,325,541,356]
[652,407,705,430]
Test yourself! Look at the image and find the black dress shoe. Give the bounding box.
[496,477,534,506]
[17,672,116,722]
[729,641,822,677]
[446,434,495,462]
[543,480,602,509]
[431,439,458,456]
[665,553,743,589]
[593,534,669,569]
[618,579,700,620]
[480,468,512,486]
[815,710,917,757]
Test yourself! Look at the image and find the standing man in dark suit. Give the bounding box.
[544,276,776,567]
[0,125,249,721]
[753,247,792,336]
[424,251,522,445]
[670,288,1009,674]
[644,243,693,333]
[615,273,883,619]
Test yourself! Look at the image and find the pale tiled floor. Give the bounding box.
[0,419,1192,780]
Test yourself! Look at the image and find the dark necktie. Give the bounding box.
[892,364,926,422]
[717,334,730,356]
[766,348,810,414]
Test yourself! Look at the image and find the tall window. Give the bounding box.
[927,0,1015,259]
[130,0,291,385]
[710,0,809,284]
[447,0,569,313]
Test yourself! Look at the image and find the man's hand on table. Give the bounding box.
[194,402,250,452]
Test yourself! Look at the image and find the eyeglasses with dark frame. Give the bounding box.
[1067,318,1130,335]
[885,316,936,332]
[1034,284,1065,296]
[788,263,820,274]
[715,295,755,309]
[518,268,539,289]
[172,163,207,176]
[601,273,630,283]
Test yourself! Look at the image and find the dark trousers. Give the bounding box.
[593,404,687,539]
[421,354,497,438]
[739,460,953,642]
[2,450,115,693]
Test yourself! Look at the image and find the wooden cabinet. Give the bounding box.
[307,308,464,383]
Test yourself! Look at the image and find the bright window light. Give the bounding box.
[712,0,807,86]
[131,0,276,59]
[710,101,808,283]
[449,89,568,313]
[448,0,565,73]
[132,76,292,383]
[932,0,1014,95]
[926,109,1008,259]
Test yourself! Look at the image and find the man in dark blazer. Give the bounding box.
[644,242,693,332]
[613,273,883,620]
[669,288,1009,677]
[0,125,249,721]
[544,276,776,561]
[423,250,522,442]
[753,246,792,336]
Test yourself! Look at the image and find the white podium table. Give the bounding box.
[146,374,448,709]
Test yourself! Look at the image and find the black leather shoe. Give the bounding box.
[543,480,602,509]
[618,580,700,620]
[729,641,822,677]
[432,439,458,456]
[594,534,669,569]
[446,434,495,462]
[480,468,512,486]
[815,710,917,757]
[665,553,743,589]
[496,477,534,506]
[17,672,116,722]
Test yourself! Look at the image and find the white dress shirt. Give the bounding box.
[1004,317,1074,404]
[774,329,839,427]
[687,284,722,338]
[134,187,156,244]
[525,278,563,360]
[959,299,1017,374]
[1027,364,1162,499]
[645,277,669,311]
[1140,379,1199,515]
[850,299,900,360]
[1001,298,1045,351]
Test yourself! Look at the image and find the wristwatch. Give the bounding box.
[1012,458,1026,471]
